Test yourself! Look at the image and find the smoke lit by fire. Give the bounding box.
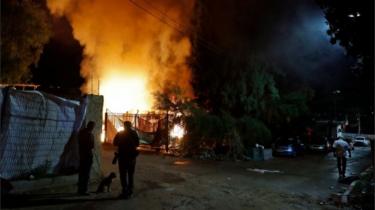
[47,0,194,112]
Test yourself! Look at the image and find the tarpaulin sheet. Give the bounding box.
[0,89,86,179]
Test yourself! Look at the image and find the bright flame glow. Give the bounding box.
[170,124,185,139]
[100,73,153,113]
[101,132,105,143]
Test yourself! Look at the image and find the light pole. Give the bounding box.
[332,90,341,121]
[357,113,361,135]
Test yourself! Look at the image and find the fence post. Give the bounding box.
[135,110,139,129]
[165,110,169,152]
[104,110,108,143]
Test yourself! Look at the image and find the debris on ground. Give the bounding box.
[246,168,283,174]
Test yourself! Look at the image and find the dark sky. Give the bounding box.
[195,0,354,90]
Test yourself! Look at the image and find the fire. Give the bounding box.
[47,0,195,108]
[100,132,105,143]
[100,73,152,113]
[170,124,185,139]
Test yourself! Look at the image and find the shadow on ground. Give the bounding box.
[1,193,119,208]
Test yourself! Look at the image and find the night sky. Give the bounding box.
[31,0,373,114]
[189,0,354,88]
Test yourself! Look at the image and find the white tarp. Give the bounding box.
[0,88,85,179]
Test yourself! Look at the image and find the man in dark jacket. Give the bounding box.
[113,121,139,198]
[77,121,95,195]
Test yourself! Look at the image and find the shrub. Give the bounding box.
[181,108,245,158]
[237,116,272,148]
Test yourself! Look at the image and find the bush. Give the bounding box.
[182,108,223,155]
[181,108,247,158]
[237,116,272,148]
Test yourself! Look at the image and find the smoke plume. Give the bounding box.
[47,0,194,112]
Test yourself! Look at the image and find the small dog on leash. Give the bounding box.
[96,172,116,193]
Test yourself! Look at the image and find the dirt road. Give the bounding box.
[4,146,372,210]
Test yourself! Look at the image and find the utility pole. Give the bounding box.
[357,113,361,135]
[104,110,108,143]
[90,70,93,94]
[332,90,341,121]
[97,79,100,95]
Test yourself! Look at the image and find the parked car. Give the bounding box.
[272,137,305,157]
[353,136,370,147]
[308,137,330,153]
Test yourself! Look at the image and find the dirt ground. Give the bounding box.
[3,145,372,210]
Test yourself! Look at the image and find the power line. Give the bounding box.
[128,0,223,55]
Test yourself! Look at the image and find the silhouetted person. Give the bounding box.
[113,121,139,199]
[152,120,163,147]
[332,135,351,179]
[77,121,95,195]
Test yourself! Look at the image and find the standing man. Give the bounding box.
[332,134,351,179]
[113,121,140,199]
[78,121,95,195]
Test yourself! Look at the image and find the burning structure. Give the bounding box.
[104,110,185,154]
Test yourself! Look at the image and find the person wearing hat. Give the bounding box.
[332,133,351,179]
[113,121,140,198]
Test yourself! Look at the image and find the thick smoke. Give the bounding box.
[47,0,194,110]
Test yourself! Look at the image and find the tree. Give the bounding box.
[1,0,52,83]
[316,0,374,72]
[174,0,316,156]
[31,16,84,90]
[316,0,374,120]
[220,55,280,118]
[152,81,193,117]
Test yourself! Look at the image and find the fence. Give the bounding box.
[104,111,171,144]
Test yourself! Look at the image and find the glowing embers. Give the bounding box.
[173,160,190,165]
[100,74,152,113]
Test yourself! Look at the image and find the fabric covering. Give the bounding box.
[0,88,86,179]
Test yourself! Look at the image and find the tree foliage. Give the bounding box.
[237,116,272,148]
[154,57,313,157]
[182,107,244,158]
[152,81,194,119]
[316,0,374,116]
[1,0,52,83]
[220,55,280,118]
[316,0,374,71]
[152,0,316,157]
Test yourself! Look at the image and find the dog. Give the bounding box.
[96,172,116,193]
